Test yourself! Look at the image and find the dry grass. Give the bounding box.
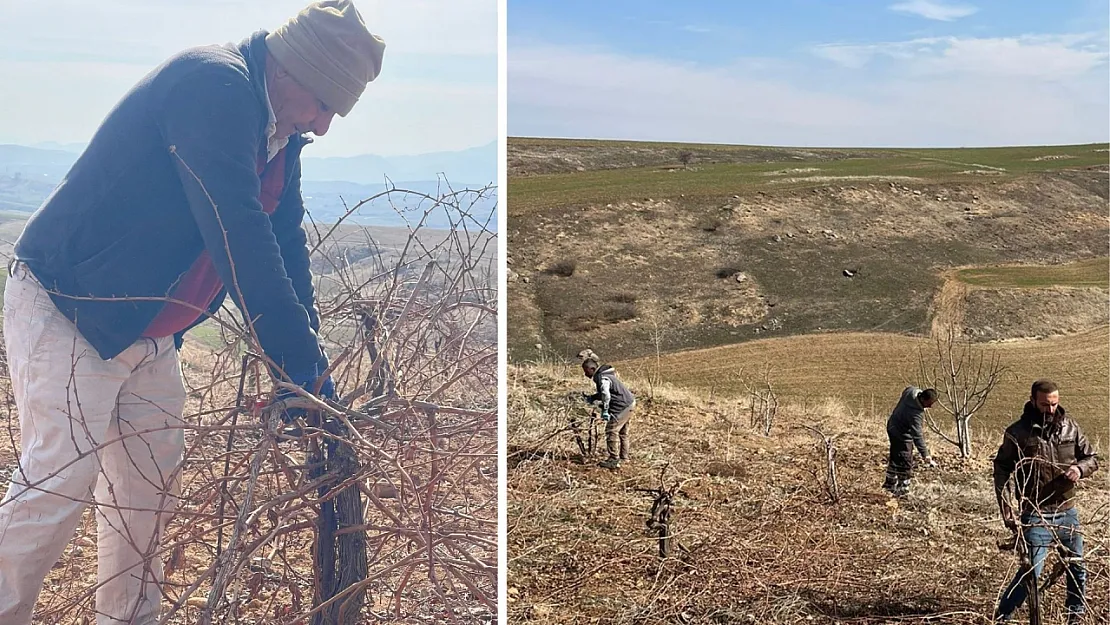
[506,363,1110,624]
[618,326,1110,440]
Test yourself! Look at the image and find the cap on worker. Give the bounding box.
[265,0,386,117]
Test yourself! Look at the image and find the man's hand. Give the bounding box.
[999,503,1017,533]
[600,411,611,422]
[275,365,336,422]
[1065,465,1082,482]
[581,392,593,404]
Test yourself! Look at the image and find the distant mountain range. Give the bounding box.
[0,142,497,230]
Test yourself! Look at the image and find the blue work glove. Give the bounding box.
[274,363,335,422]
[601,411,611,422]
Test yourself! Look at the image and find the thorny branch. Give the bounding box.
[0,163,498,624]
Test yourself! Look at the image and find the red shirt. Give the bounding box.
[143,147,289,338]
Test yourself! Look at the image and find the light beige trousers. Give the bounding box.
[0,266,185,625]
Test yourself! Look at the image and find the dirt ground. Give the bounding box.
[507,363,1110,625]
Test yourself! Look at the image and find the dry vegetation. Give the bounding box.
[619,326,1109,440]
[0,184,498,624]
[507,363,1109,625]
[507,137,1109,625]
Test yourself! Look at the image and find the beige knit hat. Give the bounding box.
[265,0,385,117]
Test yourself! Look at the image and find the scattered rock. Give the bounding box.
[521,276,530,284]
[843,269,856,277]
[913,190,922,196]
[734,273,748,283]
[575,166,585,172]
[773,234,782,243]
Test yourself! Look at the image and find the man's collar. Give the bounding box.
[261,72,288,163]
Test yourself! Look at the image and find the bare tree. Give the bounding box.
[741,366,778,436]
[802,425,841,503]
[645,312,669,401]
[917,327,1006,459]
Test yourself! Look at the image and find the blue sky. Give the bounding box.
[509,0,1109,146]
[0,0,496,157]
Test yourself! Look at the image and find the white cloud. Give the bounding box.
[889,0,979,22]
[813,33,1108,80]
[509,37,1109,147]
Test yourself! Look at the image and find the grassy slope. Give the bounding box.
[509,141,1109,213]
[955,257,1109,288]
[507,364,1109,624]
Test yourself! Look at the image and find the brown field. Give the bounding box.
[507,362,1110,625]
[619,326,1109,440]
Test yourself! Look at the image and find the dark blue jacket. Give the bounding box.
[14,31,323,374]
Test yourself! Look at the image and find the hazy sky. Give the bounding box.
[0,0,496,157]
[509,0,1110,147]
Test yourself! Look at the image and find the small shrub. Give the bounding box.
[569,302,638,332]
[715,266,742,279]
[697,217,722,232]
[609,292,637,304]
[601,302,637,324]
[545,259,577,277]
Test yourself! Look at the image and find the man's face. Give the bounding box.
[1033,390,1060,416]
[270,66,337,138]
[921,397,936,409]
[583,364,597,378]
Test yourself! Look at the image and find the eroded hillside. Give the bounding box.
[507,139,1109,361]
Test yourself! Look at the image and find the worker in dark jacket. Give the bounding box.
[882,386,938,496]
[993,380,1098,624]
[582,358,636,469]
[0,2,385,622]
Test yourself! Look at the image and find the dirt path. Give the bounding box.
[929,270,969,339]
